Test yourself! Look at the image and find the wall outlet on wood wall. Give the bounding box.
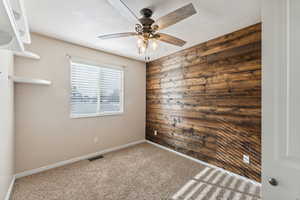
[154,130,158,136]
[243,155,250,164]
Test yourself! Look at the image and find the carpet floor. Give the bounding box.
[11,143,261,200]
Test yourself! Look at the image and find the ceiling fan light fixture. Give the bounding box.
[137,36,143,45]
[137,36,159,55]
[137,37,149,55]
[151,39,158,50]
[140,46,146,54]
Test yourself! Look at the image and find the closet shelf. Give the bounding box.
[13,51,40,60]
[9,76,51,85]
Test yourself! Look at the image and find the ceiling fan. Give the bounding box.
[98,0,197,58]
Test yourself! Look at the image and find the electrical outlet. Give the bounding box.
[94,137,99,143]
[154,130,158,136]
[243,155,250,164]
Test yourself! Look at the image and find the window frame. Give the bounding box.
[69,60,124,119]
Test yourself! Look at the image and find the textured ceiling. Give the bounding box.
[24,0,261,61]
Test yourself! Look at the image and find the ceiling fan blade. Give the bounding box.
[107,0,139,23]
[155,3,196,30]
[98,32,137,39]
[157,33,186,47]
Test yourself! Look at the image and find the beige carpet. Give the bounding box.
[12,143,261,200]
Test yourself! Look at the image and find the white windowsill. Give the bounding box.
[70,111,124,119]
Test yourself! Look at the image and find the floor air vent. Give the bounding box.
[88,155,104,161]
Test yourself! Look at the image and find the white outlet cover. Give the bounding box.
[243,155,250,164]
[154,130,157,136]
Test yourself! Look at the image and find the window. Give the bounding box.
[70,61,124,118]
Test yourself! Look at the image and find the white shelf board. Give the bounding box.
[9,76,51,85]
[14,51,40,59]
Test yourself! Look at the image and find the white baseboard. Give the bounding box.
[4,175,15,200]
[15,139,146,179]
[146,140,261,186]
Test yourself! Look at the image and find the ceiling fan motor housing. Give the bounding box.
[138,8,156,34]
[140,8,153,18]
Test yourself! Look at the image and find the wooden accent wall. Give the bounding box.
[146,23,261,182]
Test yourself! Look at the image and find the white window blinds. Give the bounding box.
[70,61,123,118]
